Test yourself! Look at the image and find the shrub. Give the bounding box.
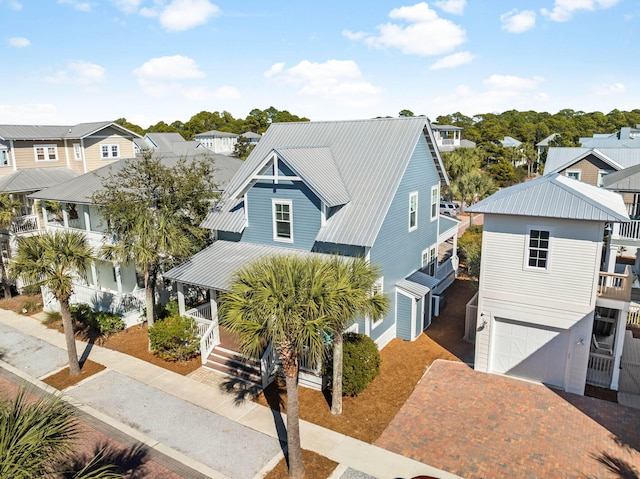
[149,315,199,361]
[93,311,125,334]
[20,283,41,296]
[69,303,124,335]
[18,299,41,315]
[341,332,381,396]
[43,311,61,325]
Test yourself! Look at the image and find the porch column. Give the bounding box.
[90,261,98,289]
[610,222,621,240]
[41,202,48,227]
[603,243,618,274]
[610,309,628,390]
[177,282,186,316]
[209,289,218,320]
[62,203,69,229]
[84,206,91,233]
[452,231,459,276]
[114,263,123,295]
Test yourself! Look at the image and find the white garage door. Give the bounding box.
[491,318,569,388]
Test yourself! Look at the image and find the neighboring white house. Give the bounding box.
[580,125,640,148]
[466,173,632,396]
[430,124,476,152]
[194,130,238,155]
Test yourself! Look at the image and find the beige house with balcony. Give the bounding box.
[466,173,634,396]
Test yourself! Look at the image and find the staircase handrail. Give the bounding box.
[199,320,219,365]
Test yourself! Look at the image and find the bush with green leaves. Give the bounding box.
[458,225,483,280]
[341,332,381,396]
[148,315,199,361]
[69,303,124,335]
[18,299,41,315]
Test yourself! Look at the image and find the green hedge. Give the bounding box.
[342,332,381,396]
[148,315,199,362]
[69,303,124,335]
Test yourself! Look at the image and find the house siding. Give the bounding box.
[242,180,321,250]
[369,134,440,345]
[396,290,413,341]
[83,134,136,172]
[475,214,604,395]
[559,156,615,186]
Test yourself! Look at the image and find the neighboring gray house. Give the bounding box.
[165,117,461,388]
[500,136,522,148]
[30,144,243,326]
[467,173,632,395]
[580,125,640,148]
[194,130,238,155]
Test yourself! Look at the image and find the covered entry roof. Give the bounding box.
[163,240,330,291]
[396,271,440,299]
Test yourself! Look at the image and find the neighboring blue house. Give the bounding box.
[165,117,460,386]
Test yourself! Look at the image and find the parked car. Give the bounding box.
[440,202,459,216]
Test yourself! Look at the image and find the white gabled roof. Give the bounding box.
[466,173,629,222]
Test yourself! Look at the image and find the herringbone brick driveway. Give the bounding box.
[376,360,640,479]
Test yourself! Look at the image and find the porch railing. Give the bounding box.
[628,305,640,327]
[261,342,277,388]
[185,302,212,322]
[199,319,219,365]
[597,266,632,302]
[624,202,640,220]
[10,215,41,234]
[586,352,614,388]
[617,221,640,240]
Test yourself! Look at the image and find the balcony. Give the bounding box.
[597,265,632,302]
[7,215,41,234]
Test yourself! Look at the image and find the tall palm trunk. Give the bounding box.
[284,371,305,478]
[330,333,344,415]
[144,265,155,327]
[60,298,80,375]
[0,255,11,299]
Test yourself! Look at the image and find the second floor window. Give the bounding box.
[273,200,293,242]
[101,144,120,159]
[430,185,438,221]
[409,192,418,231]
[34,144,58,162]
[527,228,550,270]
[73,143,82,161]
[0,149,9,166]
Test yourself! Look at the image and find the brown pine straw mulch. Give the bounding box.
[264,450,338,479]
[42,360,106,390]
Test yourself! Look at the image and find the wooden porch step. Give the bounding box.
[204,346,262,386]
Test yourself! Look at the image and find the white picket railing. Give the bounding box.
[199,319,220,365]
[185,302,212,322]
[464,292,479,343]
[586,352,614,388]
[261,342,277,388]
[618,221,640,240]
[628,305,640,327]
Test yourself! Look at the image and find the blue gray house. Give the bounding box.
[165,117,460,387]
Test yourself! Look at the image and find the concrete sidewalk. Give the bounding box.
[0,309,461,479]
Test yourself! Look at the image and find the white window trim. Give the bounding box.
[371,276,384,329]
[34,144,59,162]
[566,170,581,181]
[597,170,610,187]
[409,191,418,232]
[430,185,439,221]
[0,148,9,167]
[523,225,553,272]
[421,244,438,273]
[101,143,120,159]
[321,203,328,227]
[73,143,82,161]
[272,199,293,243]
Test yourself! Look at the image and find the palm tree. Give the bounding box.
[326,257,389,415]
[102,209,191,328]
[10,231,93,375]
[0,193,23,298]
[0,387,122,478]
[220,255,335,479]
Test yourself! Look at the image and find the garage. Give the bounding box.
[490,318,570,388]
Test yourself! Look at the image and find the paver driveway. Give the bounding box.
[376,360,640,479]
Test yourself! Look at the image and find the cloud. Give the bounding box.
[134,55,224,100]
[111,0,140,14]
[344,2,466,56]
[1,0,23,10]
[0,103,57,123]
[9,37,30,47]
[434,0,466,15]
[483,74,544,90]
[142,0,220,32]
[44,61,106,85]
[134,55,205,80]
[266,59,381,107]
[429,51,474,70]
[593,82,626,95]
[501,9,536,33]
[58,0,92,12]
[541,0,620,22]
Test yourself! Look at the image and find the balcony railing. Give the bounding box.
[617,221,640,240]
[624,202,640,219]
[597,265,632,302]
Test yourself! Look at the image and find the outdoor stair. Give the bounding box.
[204,346,262,387]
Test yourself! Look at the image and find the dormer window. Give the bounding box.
[273,199,293,242]
[34,144,58,162]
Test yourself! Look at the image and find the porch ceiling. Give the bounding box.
[164,240,329,291]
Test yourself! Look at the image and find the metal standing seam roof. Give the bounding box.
[195,130,238,138]
[201,198,246,232]
[0,167,79,193]
[0,122,141,141]
[30,152,243,204]
[163,240,332,291]
[275,147,351,207]
[208,117,448,248]
[602,164,640,192]
[466,173,629,222]
[396,270,441,298]
[544,147,640,174]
